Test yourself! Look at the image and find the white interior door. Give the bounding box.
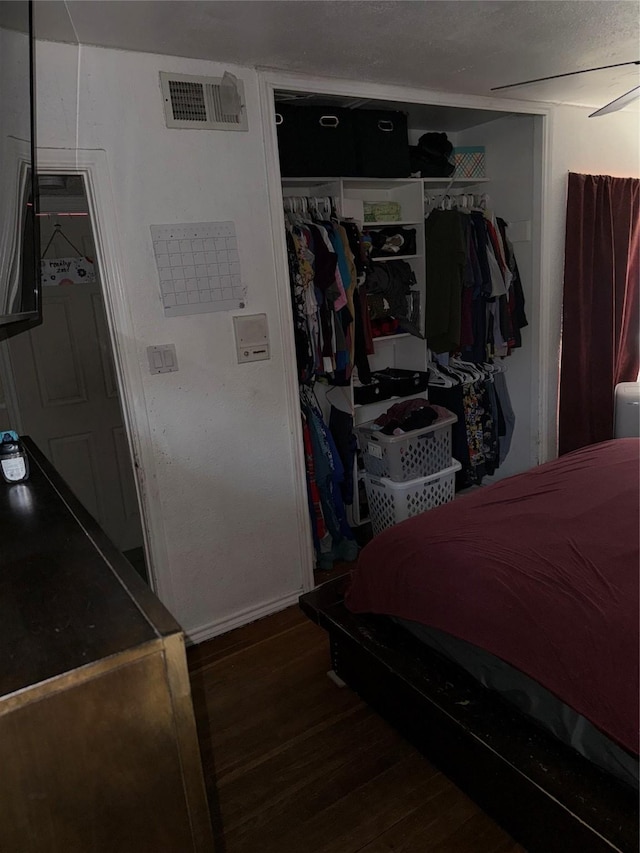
[6,195,144,553]
[8,281,143,551]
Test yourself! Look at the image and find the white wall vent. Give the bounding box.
[159,72,248,131]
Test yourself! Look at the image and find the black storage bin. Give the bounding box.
[367,226,417,257]
[353,368,429,405]
[354,110,411,178]
[275,104,359,177]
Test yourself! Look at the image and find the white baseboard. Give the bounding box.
[185,589,304,646]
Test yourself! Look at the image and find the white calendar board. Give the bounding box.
[150,221,246,317]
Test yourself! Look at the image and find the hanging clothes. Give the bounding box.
[425,205,528,362]
[285,207,371,387]
[300,391,358,570]
[424,209,466,354]
[302,414,327,552]
[429,369,506,488]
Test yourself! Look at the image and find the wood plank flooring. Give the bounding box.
[187,604,525,853]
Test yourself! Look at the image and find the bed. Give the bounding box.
[300,439,639,852]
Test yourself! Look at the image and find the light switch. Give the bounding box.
[147,344,179,374]
[233,314,270,363]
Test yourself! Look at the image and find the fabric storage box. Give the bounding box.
[357,411,457,482]
[353,368,429,406]
[354,110,411,178]
[275,104,358,177]
[453,146,486,179]
[365,460,462,536]
[363,201,402,223]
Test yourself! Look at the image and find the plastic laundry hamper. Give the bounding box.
[365,460,462,537]
[357,411,457,482]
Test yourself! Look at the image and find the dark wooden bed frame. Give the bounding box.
[300,576,638,853]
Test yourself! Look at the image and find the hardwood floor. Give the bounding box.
[187,605,524,853]
[313,559,356,586]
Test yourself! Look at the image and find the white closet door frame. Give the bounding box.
[21,148,174,608]
[258,72,556,567]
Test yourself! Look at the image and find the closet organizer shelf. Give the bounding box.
[422,177,491,187]
[284,175,429,530]
[371,254,419,262]
[365,221,422,227]
[282,177,490,187]
[373,333,412,342]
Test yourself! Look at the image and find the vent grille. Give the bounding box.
[160,72,248,131]
[168,80,207,122]
[210,85,242,125]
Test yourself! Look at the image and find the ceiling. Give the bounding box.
[28,0,640,109]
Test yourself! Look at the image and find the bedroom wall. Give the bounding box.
[33,41,309,640]
[33,38,640,639]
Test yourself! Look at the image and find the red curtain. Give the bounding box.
[558,173,640,455]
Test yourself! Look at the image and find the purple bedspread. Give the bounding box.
[346,439,640,755]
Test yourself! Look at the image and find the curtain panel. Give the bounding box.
[559,172,639,455]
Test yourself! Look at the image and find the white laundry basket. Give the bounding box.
[365,460,462,536]
[357,411,457,482]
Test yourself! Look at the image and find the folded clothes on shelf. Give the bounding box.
[373,398,452,435]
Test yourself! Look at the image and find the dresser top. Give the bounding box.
[0,438,181,698]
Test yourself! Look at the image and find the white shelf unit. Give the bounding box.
[422,177,490,188]
[283,176,433,526]
[341,177,426,338]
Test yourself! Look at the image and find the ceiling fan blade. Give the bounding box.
[491,61,639,92]
[589,86,640,117]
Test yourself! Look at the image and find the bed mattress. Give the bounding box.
[395,617,638,787]
[347,439,640,759]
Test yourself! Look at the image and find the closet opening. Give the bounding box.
[268,84,546,584]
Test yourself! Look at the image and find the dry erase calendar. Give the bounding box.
[151,221,246,317]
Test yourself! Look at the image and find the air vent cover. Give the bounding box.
[160,72,248,131]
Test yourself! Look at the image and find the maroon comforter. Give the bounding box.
[347,439,640,755]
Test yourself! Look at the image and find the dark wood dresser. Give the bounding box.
[0,438,213,852]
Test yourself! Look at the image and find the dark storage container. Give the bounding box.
[275,104,359,177]
[353,367,429,405]
[354,110,411,178]
[368,226,417,257]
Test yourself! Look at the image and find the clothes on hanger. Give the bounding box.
[300,391,358,571]
[425,204,527,361]
[285,204,372,386]
[428,362,515,487]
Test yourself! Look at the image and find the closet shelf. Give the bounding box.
[282,176,490,188]
[371,254,419,262]
[281,177,340,185]
[422,177,490,188]
[373,333,412,343]
[343,178,421,189]
[364,221,422,227]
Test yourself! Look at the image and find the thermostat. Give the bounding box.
[233,313,270,363]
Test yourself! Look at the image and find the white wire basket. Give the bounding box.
[357,411,457,482]
[365,460,461,536]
